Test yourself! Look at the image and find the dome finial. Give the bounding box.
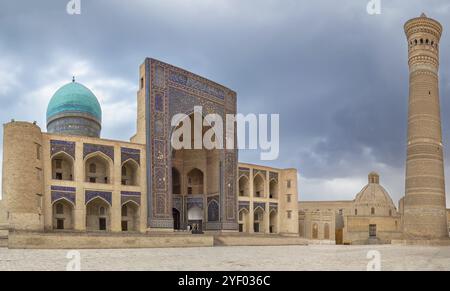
[420,12,427,18]
[72,75,75,83]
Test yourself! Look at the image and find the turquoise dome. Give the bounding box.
[46,81,102,123]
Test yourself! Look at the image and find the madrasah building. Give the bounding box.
[0,57,300,248]
[0,13,449,248]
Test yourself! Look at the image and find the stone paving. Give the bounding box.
[0,245,449,271]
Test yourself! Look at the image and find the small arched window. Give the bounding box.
[426,39,429,44]
[99,206,106,216]
[420,38,424,44]
[89,163,97,173]
[122,166,127,176]
[414,39,418,45]
[355,209,358,216]
[389,210,392,216]
[371,207,375,215]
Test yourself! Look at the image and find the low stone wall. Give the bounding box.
[8,231,214,249]
[214,234,308,246]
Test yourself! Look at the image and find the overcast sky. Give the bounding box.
[1,0,450,206]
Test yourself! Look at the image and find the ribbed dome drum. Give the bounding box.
[46,80,102,137]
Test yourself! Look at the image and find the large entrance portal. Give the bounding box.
[144,59,238,231]
[171,113,221,232]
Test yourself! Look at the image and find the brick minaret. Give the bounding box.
[403,13,448,239]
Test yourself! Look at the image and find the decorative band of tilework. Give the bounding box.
[121,191,141,197]
[168,70,225,100]
[51,191,76,205]
[83,143,114,161]
[50,140,75,159]
[254,169,267,178]
[269,202,278,212]
[269,172,279,182]
[238,201,250,211]
[121,147,140,165]
[187,197,203,209]
[85,190,112,205]
[254,202,266,212]
[51,186,76,192]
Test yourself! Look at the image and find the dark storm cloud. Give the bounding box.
[1,0,450,204]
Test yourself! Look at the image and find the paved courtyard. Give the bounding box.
[0,245,449,271]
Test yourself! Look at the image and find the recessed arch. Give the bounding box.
[121,199,140,208]
[253,207,265,233]
[121,200,140,232]
[186,168,204,195]
[52,197,75,208]
[84,151,113,184]
[86,197,111,231]
[269,209,278,234]
[85,195,112,207]
[238,208,250,233]
[51,151,74,181]
[52,199,74,230]
[253,173,265,198]
[269,178,278,199]
[238,175,250,197]
[121,158,140,186]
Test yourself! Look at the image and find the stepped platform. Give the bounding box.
[7,230,214,249]
[6,230,310,249]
